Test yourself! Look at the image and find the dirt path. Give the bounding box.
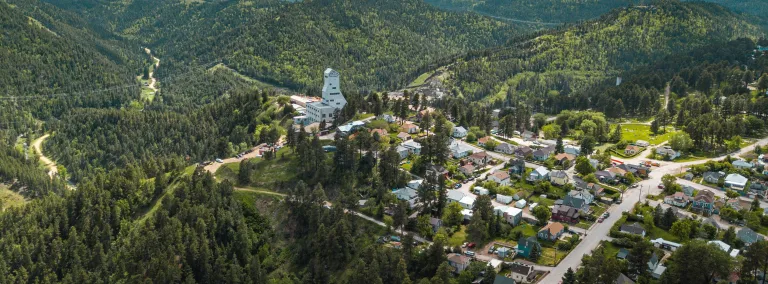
[144,48,160,92]
[31,134,57,178]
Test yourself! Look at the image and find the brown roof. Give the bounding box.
[478,136,491,144]
[625,145,641,152]
[607,166,627,175]
[470,151,489,159]
[461,164,475,171]
[401,123,418,130]
[492,171,510,180]
[555,153,576,161]
[447,253,470,264]
[540,222,565,235]
[695,190,715,203]
[370,129,388,136]
[397,132,410,138]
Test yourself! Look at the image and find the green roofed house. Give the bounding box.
[737,228,762,246]
[517,236,541,258]
[617,248,630,260]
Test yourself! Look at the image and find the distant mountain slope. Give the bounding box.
[438,2,764,108]
[425,0,650,23]
[43,0,525,91]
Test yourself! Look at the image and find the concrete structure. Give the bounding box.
[301,68,347,125]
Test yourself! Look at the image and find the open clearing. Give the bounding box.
[619,124,677,145]
[0,184,27,211]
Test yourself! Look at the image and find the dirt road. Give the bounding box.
[143,48,160,92]
[31,134,57,178]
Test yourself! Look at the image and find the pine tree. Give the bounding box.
[529,244,541,261]
[562,268,576,284]
[556,137,564,154]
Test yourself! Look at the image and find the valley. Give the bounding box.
[0,0,767,283]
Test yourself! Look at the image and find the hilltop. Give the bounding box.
[434,2,764,106]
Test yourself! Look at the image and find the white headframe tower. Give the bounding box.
[321,68,346,109]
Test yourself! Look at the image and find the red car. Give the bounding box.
[658,184,665,189]
[467,242,476,249]
[598,218,604,223]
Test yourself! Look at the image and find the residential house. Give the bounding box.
[400,140,422,155]
[683,173,694,180]
[522,130,536,141]
[618,163,651,177]
[489,170,511,186]
[620,222,646,237]
[607,166,627,177]
[515,146,533,159]
[449,140,474,158]
[703,171,725,184]
[616,273,635,284]
[379,114,396,123]
[732,160,754,170]
[401,123,419,134]
[636,140,650,147]
[595,170,617,183]
[497,194,514,205]
[393,187,419,208]
[692,190,717,215]
[749,182,767,199]
[651,238,682,251]
[656,146,680,160]
[515,199,527,209]
[474,186,490,196]
[737,228,762,245]
[726,199,749,211]
[551,204,580,223]
[664,192,691,208]
[496,247,513,258]
[453,126,468,138]
[508,158,527,175]
[459,196,476,209]
[616,248,630,260]
[447,253,471,273]
[407,179,423,190]
[461,209,473,221]
[493,275,515,284]
[493,205,509,216]
[397,132,411,141]
[396,145,411,159]
[459,164,475,176]
[429,217,442,232]
[725,174,748,190]
[516,236,542,258]
[564,145,581,156]
[561,190,593,213]
[625,145,642,156]
[508,262,534,283]
[528,166,550,182]
[426,164,449,180]
[504,207,523,226]
[549,170,570,186]
[495,143,516,155]
[648,252,666,279]
[447,190,466,204]
[533,147,554,161]
[682,185,695,197]
[468,151,490,166]
[708,240,731,252]
[538,222,565,241]
[554,153,576,167]
[337,121,366,134]
[478,136,492,147]
[589,158,600,170]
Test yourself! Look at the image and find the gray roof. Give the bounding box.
[551,170,568,178]
[616,273,635,284]
[703,171,724,180]
[447,190,466,201]
[508,262,533,275]
[620,222,646,235]
[725,174,748,185]
[495,143,516,152]
[738,228,761,244]
[394,188,418,200]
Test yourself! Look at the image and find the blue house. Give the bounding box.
[691,190,716,215]
[517,236,541,258]
[527,166,550,182]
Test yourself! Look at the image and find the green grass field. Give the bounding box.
[407,71,434,87]
[619,124,678,145]
[215,147,297,189]
[0,184,26,211]
[448,225,468,247]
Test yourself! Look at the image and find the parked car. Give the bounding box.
[215,158,224,163]
[464,251,475,257]
[462,242,468,248]
[454,184,462,189]
[467,242,476,249]
[598,218,604,223]
[488,246,496,253]
[658,184,665,189]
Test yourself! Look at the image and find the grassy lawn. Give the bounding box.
[215,147,297,190]
[512,223,538,237]
[528,195,555,207]
[609,147,644,159]
[601,241,623,258]
[407,71,434,87]
[448,225,468,247]
[540,246,568,266]
[0,184,27,211]
[619,124,678,145]
[352,113,375,121]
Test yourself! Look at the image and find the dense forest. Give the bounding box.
[425,0,648,23]
[437,1,764,109]
[39,0,526,92]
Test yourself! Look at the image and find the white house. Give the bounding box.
[450,140,474,158]
[461,209,473,221]
[459,196,476,209]
[400,140,422,155]
[708,240,731,252]
[302,68,347,125]
[453,126,468,138]
[497,194,514,205]
[447,190,466,204]
[528,166,550,182]
[474,186,490,196]
[655,146,680,160]
[514,199,527,209]
[636,140,650,147]
[489,171,511,186]
[725,173,748,190]
[564,145,581,156]
[407,180,423,190]
[504,207,523,226]
[732,160,754,170]
[494,205,510,216]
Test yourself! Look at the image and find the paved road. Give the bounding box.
[540,135,768,283]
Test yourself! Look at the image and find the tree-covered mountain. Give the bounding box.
[40,0,525,92]
[425,0,648,23]
[436,1,764,111]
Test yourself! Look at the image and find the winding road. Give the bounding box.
[143,48,160,93]
[31,134,57,178]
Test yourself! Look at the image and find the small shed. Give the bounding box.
[515,199,528,209]
[496,247,513,258]
[474,186,490,196]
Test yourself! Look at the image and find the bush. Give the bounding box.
[557,242,572,250]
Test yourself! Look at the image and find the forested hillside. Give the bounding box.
[40,0,523,91]
[438,2,764,111]
[425,0,647,23]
